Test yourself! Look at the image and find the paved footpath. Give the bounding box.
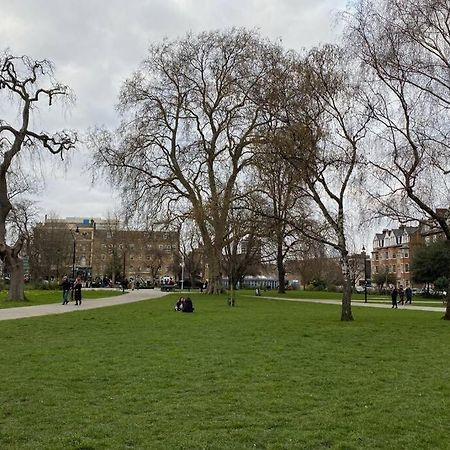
[0,289,169,321]
[259,296,446,313]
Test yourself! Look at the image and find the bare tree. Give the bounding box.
[29,216,72,281]
[253,150,308,294]
[0,53,76,299]
[92,29,284,294]
[346,0,450,318]
[269,45,370,321]
[223,204,263,297]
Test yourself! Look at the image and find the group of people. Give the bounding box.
[60,276,83,305]
[391,285,413,309]
[174,297,194,313]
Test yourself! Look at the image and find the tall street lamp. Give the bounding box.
[70,226,80,279]
[362,246,368,303]
[180,254,185,291]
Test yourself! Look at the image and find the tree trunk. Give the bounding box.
[206,250,223,294]
[8,254,25,301]
[443,292,450,320]
[340,254,354,321]
[277,241,286,294]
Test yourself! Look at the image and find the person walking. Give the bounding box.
[60,276,71,305]
[405,286,413,304]
[398,285,405,305]
[391,286,398,309]
[73,276,82,306]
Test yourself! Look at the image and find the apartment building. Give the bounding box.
[31,216,179,282]
[371,225,422,287]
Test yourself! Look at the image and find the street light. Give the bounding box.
[70,226,80,279]
[362,246,368,303]
[181,254,185,291]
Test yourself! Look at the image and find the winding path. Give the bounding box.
[259,295,446,313]
[0,289,169,321]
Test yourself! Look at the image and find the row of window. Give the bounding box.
[100,243,175,251]
[374,251,409,260]
[373,264,409,273]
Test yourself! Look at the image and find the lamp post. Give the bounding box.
[181,255,185,291]
[70,226,80,279]
[362,246,368,303]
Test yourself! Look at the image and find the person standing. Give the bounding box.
[398,285,405,305]
[60,276,71,305]
[73,276,82,305]
[405,286,413,304]
[391,286,398,309]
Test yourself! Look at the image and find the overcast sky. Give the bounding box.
[1,0,347,221]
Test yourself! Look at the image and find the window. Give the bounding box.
[405,264,409,272]
[393,252,396,259]
[385,252,388,259]
[375,254,379,260]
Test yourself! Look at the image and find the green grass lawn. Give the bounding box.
[0,293,449,449]
[0,289,123,309]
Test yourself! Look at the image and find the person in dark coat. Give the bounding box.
[60,276,71,305]
[73,276,82,305]
[405,286,413,304]
[391,286,398,309]
[398,285,405,305]
[175,297,185,311]
[182,297,194,313]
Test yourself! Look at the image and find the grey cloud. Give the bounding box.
[0,0,347,219]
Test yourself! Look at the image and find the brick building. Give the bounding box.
[31,217,179,282]
[371,225,422,288]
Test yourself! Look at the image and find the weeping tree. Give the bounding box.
[92,29,285,294]
[346,0,450,319]
[267,45,371,321]
[0,53,76,300]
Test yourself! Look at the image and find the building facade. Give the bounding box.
[31,216,180,282]
[371,225,422,288]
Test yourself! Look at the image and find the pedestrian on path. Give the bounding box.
[405,286,412,304]
[73,276,82,305]
[60,276,71,305]
[391,286,398,309]
[398,285,405,305]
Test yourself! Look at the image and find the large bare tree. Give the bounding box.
[93,29,284,293]
[347,0,450,319]
[269,45,370,321]
[0,53,76,300]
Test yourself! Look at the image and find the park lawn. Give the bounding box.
[0,293,449,449]
[0,289,123,309]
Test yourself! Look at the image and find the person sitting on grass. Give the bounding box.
[182,297,194,313]
[175,297,185,311]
